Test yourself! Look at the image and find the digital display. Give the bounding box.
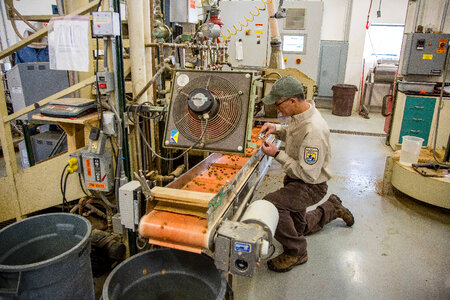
[283,35,305,53]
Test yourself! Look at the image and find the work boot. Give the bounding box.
[267,252,308,273]
[328,194,354,227]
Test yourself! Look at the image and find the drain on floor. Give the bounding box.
[330,129,387,137]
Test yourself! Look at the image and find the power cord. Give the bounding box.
[78,173,90,197]
[134,103,210,161]
[60,164,69,212]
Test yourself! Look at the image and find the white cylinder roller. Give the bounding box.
[241,200,279,238]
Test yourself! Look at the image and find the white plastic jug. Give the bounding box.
[400,135,424,166]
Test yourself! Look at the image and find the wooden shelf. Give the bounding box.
[32,112,99,125]
[32,113,99,152]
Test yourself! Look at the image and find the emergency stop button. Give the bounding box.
[99,83,107,89]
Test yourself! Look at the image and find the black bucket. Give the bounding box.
[0,213,94,300]
[102,249,228,300]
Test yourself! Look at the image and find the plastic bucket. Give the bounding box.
[102,249,228,300]
[331,84,358,116]
[0,213,94,300]
[400,135,424,166]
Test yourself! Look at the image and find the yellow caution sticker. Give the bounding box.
[255,30,263,34]
[422,54,433,60]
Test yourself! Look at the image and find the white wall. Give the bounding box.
[320,0,348,41]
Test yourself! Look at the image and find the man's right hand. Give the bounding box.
[260,123,276,137]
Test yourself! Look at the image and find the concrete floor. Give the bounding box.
[2,110,449,299]
[233,111,450,300]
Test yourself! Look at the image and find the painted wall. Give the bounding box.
[321,0,348,41]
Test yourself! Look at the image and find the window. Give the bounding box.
[282,34,306,54]
[363,24,405,61]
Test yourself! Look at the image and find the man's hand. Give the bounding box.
[261,141,279,157]
[259,123,276,138]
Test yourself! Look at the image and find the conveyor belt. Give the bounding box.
[139,127,277,253]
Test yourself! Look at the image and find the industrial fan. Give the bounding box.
[164,70,254,154]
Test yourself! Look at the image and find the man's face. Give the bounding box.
[274,97,294,116]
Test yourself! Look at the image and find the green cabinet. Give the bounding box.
[399,96,436,145]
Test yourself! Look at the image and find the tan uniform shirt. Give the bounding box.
[274,102,332,184]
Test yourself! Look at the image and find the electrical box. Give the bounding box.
[81,150,113,192]
[169,0,197,23]
[96,72,115,94]
[31,131,67,162]
[118,181,142,231]
[402,33,450,76]
[6,63,70,120]
[92,12,120,37]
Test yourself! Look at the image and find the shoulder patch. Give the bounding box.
[304,147,319,165]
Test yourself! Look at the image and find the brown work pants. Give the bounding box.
[263,176,336,257]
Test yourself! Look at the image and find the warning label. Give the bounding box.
[88,182,106,189]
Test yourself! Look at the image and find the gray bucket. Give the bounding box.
[102,249,228,300]
[0,213,94,300]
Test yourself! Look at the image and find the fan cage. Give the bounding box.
[172,75,243,143]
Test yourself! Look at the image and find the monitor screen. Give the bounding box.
[283,35,305,53]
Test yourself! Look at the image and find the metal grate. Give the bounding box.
[172,75,242,143]
[284,8,306,30]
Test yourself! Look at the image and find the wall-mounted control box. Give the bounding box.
[402,33,450,76]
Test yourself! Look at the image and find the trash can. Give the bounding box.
[102,249,228,300]
[0,213,94,300]
[331,84,358,116]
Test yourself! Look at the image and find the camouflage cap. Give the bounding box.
[262,76,304,105]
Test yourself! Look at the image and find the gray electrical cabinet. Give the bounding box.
[31,131,67,162]
[6,62,70,120]
[317,40,349,98]
[402,33,450,76]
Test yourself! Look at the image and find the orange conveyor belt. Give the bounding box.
[139,127,264,253]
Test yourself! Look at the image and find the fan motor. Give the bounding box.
[188,88,219,117]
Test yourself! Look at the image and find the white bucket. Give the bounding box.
[400,135,424,166]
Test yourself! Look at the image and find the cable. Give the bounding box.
[78,173,90,197]
[60,164,69,207]
[96,0,103,12]
[136,236,149,251]
[109,136,118,162]
[99,191,117,208]
[135,104,210,161]
[62,172,70,212]
[95,37,104,130]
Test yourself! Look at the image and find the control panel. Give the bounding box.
[402,33,450,76]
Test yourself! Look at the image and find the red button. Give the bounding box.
[99,83,107,89]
